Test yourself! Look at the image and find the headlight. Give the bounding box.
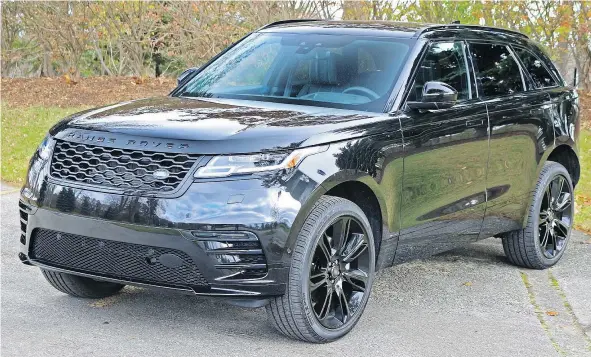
[195,145,328,178]
[37,134,56,160]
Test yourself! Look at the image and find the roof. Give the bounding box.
[259,19,529,41]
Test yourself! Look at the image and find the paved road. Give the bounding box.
[2,188,590,356]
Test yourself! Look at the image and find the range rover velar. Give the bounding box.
[19,20,580,342]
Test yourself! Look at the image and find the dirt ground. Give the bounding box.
[1,76,176,108]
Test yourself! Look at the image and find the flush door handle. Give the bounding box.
[466,119,485,128]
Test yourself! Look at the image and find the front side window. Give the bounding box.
[469,43,525,97]
[408,41,471,102]
[514,47,557,88]
[178,32,413,112]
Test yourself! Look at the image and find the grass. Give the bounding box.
[575,127,591,233]
[0,104,590,231]
[520,271,566,356]
[1,105,89,184]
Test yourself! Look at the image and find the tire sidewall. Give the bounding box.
[295,199,376,341]
[530,163,574,266]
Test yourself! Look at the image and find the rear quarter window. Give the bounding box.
[514,47,557,88]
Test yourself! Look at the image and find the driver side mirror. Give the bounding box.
[177,67,199,86]
[407,81,458,110]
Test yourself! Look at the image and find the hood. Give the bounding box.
[50,97,392,154]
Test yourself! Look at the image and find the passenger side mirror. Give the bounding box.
[407,81,458,110]
[177,67,199,86]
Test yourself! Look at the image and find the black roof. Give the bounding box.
[259,19,529,41]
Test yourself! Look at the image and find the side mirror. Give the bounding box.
[407,81,458,110]
[177,67,199,86]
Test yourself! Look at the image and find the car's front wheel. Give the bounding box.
[502,161,574,269]
[41,269,125,298]
[266,195,376,343]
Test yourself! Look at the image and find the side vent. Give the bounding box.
[18,201,29,245]
[191,231,268,280]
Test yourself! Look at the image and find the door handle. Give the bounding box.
[466,119,485,128]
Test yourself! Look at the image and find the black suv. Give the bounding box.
[20,20,580,342]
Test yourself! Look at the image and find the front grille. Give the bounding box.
[30,229,209,289]
[50,140,200,194]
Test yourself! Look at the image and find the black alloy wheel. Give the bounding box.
[538,174,573,259]
[502,162,574,269]
[267,196,375,343]
[309,216,370,329]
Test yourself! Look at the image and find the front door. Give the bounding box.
[393,41,490,263]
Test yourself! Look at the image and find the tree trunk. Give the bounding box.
[40,47,54,77]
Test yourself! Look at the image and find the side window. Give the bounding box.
[408,41,470,102]
[469,43,524,97]
[514,47,557,88]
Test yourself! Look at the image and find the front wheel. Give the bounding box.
[41,269,125,298]
[502,161,574,269]
[266,196,376,343]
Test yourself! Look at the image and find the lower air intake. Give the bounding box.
[30,229,209,289]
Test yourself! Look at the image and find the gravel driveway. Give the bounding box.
[2,186,590,356]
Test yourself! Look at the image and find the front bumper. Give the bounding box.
[19,172,323,298]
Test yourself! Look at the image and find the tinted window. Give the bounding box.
[409,42,470,101]
[469,43,524,97]
[179,33,412,112]
[514,47,557,88]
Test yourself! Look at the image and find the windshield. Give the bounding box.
[177,32,413,112]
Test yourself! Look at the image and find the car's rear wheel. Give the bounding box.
[266,195,375,343]
[502,161,574,269]
[41,269,125,298]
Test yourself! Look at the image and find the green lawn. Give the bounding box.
[1,105,590,232]
[575,127,591,233]
[1,105,89,184]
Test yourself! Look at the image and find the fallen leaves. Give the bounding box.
[63,74,78,85]
[577,194,591,207]
[1,76,175,108]
[545,310,559,316]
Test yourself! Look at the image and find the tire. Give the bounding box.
[41,269,125,298]
[502,161,574,269]
[266,195,376,343]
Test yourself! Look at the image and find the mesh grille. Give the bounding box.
[50,140,200,193]
[30,229,209,288]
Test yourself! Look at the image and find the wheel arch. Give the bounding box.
[523,143,579,228]
[324,180,385,260]
[283,169,395,270]
[546,144,580,188]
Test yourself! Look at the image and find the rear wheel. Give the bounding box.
[502,162,574,269]
[266,196,375,343]
[41,269,125,298]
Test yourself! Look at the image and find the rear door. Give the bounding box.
[467,42,555,239]
[394,41,489,263]
[513,46,577,149]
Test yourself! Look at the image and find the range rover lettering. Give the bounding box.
[19,20,580,343]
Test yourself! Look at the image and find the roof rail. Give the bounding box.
[257,18,322,31]
[417,24,529,39]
